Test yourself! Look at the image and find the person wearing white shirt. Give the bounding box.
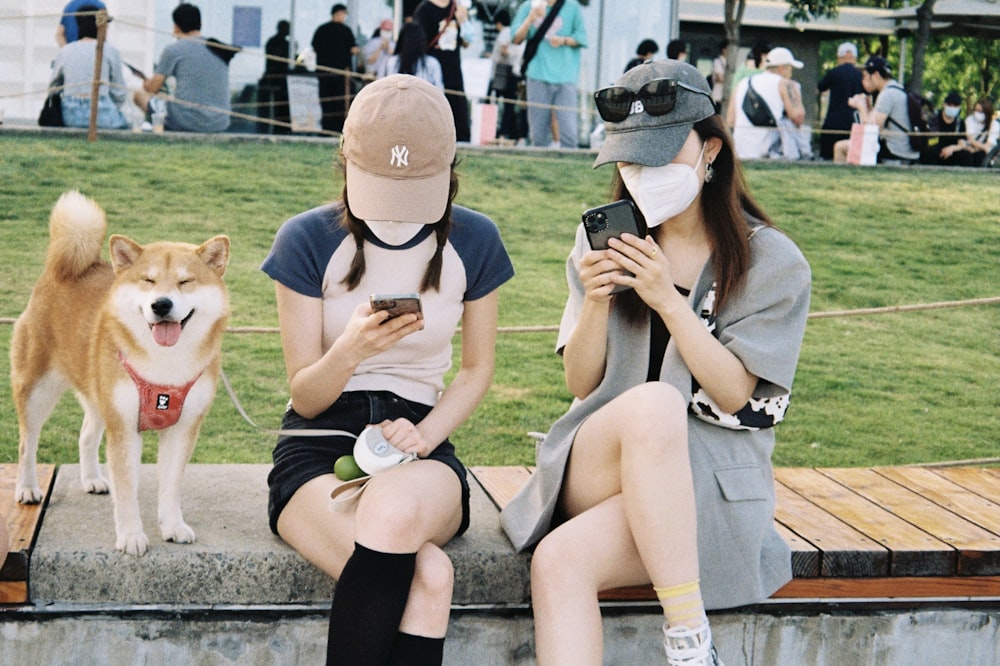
[965,98,999,167]
[731,47,805,160]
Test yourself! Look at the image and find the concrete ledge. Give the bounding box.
[29,464,530,606]
[10,464,1000,663]
[2,603,998,664]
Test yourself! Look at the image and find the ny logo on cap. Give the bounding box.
[390,145,409,168]
[630,100,645,116]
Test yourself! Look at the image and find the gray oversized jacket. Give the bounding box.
[500,220,811,610]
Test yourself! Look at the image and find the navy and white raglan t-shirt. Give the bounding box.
[261,203,514,407]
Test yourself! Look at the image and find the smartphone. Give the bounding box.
[582,200,646,294]
[582,199,645,251]
[370,293,422,319]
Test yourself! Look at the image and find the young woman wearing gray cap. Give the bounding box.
[501,60,811,665]
[262,74,513,665]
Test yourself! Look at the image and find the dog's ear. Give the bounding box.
[197,236,230,277]
[108,235,143,274]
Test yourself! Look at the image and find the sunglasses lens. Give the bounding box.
[594,87,632,122]
[639,79,677,116]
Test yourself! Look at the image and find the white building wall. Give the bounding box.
[0,1,155,121]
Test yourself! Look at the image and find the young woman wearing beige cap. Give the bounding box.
[262,74,513,665]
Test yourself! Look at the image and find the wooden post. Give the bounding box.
[87,9,109,142]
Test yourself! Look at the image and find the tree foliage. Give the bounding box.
[921,35,1000,107]
[786,0,998,104]
[784,0,842,25]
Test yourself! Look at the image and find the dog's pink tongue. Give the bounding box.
[152,321,182,347]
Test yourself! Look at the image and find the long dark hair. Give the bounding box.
[615,114,774,322]
[394,22,428,77]
[338,166,460,293]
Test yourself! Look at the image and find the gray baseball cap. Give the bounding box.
[594,60,716,168]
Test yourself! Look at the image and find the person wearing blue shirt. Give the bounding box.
[512,0,587,148]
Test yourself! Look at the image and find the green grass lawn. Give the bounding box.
[1,134,998,468]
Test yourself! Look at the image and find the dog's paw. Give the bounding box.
[15,485,44,504]
[161,522,196,545]
[116,531,150,557]
[81,475,110,495]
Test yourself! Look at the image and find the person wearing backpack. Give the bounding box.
[840,56,919,164]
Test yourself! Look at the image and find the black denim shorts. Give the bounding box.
[267,390,470,537]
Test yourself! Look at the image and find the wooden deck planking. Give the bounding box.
[776,467,955,577]
[1,463,55,604]
[876,467,1000,538]
[774,480,888,577]
[820,467,1000,575]
[772,575,1000,599]
[933,467,1000,504]
[469,466,533,511]
[468,466,1000,600]
[774,522,820,577]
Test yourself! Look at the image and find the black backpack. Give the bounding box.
[886,84,933,152]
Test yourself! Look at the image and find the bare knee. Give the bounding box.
[531,531,585,598]
[616,382,688,451]
[623,382,686,416]
[355,485,424,549]
[397,543,454,636]
[411,543,454,604]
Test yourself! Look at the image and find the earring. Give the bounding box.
[704,161,715,184]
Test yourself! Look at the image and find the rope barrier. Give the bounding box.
[1,296,996,334]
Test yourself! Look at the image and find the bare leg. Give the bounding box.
[278,460,462,639]
[531,382,702,664]
[833,138,850,163]
[531,495,651,665]
[561,382,699,587]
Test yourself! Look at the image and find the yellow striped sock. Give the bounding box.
[654,579,707,629]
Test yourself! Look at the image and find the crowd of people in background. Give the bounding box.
[708,36,997,167]
[40,1,999,165]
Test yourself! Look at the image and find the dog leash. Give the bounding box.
[218,369,356,439]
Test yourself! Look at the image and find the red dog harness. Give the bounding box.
[119,353,204,432]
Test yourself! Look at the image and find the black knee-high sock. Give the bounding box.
[327,543,417,666]
[385,632,445,666]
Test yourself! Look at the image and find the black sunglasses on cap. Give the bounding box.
[594,78,712,123]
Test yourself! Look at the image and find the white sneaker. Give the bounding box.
[663,621,723,666]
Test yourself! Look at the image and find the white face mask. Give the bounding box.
[618,145,705,228]
[973,111,986,124]
[380,29,392,40]
[944,106,960,120]
[366,220,423,245]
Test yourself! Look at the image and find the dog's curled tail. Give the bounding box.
[46,190,108,281]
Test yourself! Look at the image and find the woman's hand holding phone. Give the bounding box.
[338,301,423,363]
[578,247,627,302]
[580,200,648,298]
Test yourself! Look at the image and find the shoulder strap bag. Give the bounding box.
[519,0,566,77]
[742,75,777,128]
[426,1,457,51]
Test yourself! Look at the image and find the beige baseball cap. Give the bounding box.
[341,74,456,224]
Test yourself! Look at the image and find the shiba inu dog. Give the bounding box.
[11,191,230,556]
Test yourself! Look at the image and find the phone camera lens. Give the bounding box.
[584,211,608,233]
